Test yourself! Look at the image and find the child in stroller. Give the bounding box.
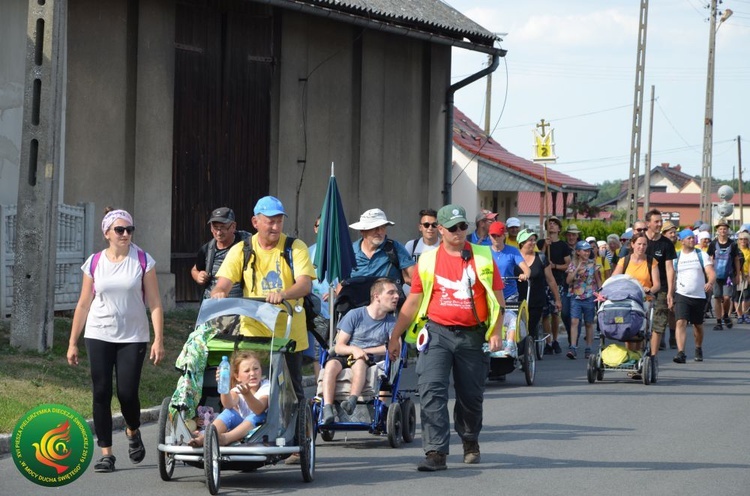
[189,351,269,447]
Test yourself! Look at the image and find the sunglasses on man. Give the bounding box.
[445,222,469,233]
[421,222,438,229]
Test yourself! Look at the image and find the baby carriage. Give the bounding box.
[157,297,315,494]
[587,275,657,385]
[310,278,417,448]
[486,278,538,386]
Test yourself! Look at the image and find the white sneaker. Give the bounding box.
[503,341,518,358]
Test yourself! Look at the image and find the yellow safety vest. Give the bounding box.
[404,244,502,343]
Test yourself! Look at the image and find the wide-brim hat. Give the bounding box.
[349,208,395,230]
[715,218,730,228]
[661,221,676,233]
[565,224,581,234]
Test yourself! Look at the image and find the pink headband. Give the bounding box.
[101,209,134,235]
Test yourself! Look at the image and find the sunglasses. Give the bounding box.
[422,222,438,229]
[113,226,135,235]
[635,228,647,232]
[446,222,469,233]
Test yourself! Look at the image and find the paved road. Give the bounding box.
[3,323,750,495]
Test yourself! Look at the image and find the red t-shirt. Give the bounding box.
[411,244,503,327]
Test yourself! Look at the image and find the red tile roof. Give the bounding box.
[517,191,612,219]
[453,107,596,192]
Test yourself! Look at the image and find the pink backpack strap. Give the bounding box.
[90,249,148,301]
[90,250,104,295]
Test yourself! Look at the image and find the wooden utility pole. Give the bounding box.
[627,0,650,226]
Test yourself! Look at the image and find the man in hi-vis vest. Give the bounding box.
[388,204,505,472]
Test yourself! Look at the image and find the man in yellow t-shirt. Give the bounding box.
[212,196,315,402]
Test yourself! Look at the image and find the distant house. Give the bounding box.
[451,107,597,227]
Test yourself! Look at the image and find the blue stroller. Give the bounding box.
[310,279,417,448]
[587,275,657,385]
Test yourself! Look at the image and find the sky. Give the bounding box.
[445,0,750,185]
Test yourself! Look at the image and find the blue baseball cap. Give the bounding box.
[575,240,592,251]
[253,196,287,217]
[678,228,695,241]
[621,231,633,240]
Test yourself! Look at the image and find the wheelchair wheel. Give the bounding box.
[320,430,335,442]
[204,423,221,495]
[297,402,315,482]
[401,398,417,443]
[387,402,403,448]
[157,397,175,481]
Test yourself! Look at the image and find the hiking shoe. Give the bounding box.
[584,348,592,359]
[417,451,447,472]
[503,341,518,358]
[544,343,554,355]
[673,351,686,364]
[322,404,335,425]
[725,317,733,329]
[552,341,562,354]
[739,315,747,324]
[713,322,723,331]
[463,440,480,464]
[566,348,577,360]
[341,395,358,415]
[694,347,703,362]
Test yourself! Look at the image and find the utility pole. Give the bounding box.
[484,54,492,135]
[739,136,744,225]
[644,85,655,214]
[700,3,733,223]
[627,0,649,226]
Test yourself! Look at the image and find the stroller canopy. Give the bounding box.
[599,274,646,306]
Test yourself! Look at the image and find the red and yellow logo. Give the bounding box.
[12,404,92,487]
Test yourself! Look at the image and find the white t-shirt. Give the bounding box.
[82,245,156,343]
[233,379,270,418]
[403,237,440,262]
[675,249,713,299]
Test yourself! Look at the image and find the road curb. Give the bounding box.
[0,375,318,457]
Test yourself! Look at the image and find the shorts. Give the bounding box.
[674,293,706,326]
[713,279,732,298]
[732,284,749,303]
[543,286,559,317]
[570,297,595,324]
[651,292,668,334]
[325,353,377,368]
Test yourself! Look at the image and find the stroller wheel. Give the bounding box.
[204,423,221,495]
[586,355,597,384]
[642,356,651,385]
[157,397,175,481]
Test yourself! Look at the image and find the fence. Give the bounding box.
[0,202,95,318]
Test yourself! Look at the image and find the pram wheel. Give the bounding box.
[586,355,597,383]
[642,356,651,385]
[204,423,221,495]
[157,397,175,481]
[401,398,417,443]
[297,402,315,482]
[387,402,403,448]
[522,335,536,386]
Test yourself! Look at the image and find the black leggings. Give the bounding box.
[85,338,147,448]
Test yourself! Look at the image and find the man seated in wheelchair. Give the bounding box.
[320,278,400,425]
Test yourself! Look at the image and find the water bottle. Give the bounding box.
[217,356,231,394]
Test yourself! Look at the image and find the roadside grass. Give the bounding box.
[0,308,198,434]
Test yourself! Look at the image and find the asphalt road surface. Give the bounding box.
[2,322,750,495]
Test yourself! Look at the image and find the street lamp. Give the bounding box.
[699,3,733,223]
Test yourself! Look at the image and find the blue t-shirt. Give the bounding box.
[351,237,415,281]
[336,306,395,351]
[491,245,525,298]
[469,231,491,246]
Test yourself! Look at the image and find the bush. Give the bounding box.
[562,219,627,242]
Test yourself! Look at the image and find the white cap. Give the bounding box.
[585,236,596,243]
[698,231,711,241]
